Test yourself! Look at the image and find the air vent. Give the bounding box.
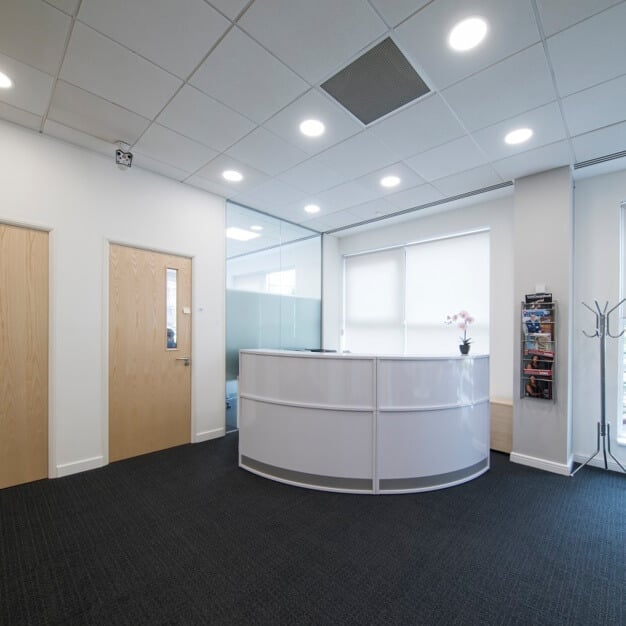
[326,182,514,234]
[321,37,430,125]
[574,149,626,169]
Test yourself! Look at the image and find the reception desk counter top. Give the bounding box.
[238,350,489,494]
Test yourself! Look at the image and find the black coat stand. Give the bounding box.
[571,299,626,476]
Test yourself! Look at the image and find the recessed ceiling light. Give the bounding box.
[226,226,260,241]
[380,175,400,188]
[299,119,325,137]
[304,204,321,214]
[505,128,533,145]
[448,17,488,52]
[0,71,12,88]
[222,169,243,182]
[250,225,263,231]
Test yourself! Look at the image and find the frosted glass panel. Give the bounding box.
[226,291,321,380]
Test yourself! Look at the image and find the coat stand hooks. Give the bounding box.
[571,299,626,476]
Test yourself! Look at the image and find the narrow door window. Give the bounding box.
[166,268,177,349]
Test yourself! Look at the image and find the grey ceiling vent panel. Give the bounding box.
[321,37,430,125]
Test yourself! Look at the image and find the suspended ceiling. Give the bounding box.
[1,0,625,235]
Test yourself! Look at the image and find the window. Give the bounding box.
[343,231,490,355]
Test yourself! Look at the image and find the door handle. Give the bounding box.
[176,357,191,366]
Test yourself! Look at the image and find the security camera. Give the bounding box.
[114,141,133,170]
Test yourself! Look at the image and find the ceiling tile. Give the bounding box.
[239,0,387,84]
[206,0,249,21]
[300,209,361,231]
[78,0,230,79]
[0,53,54,116]
[346,198,399,220]
[472,102,567,161]
[186,175,236,198]
[0,102,41,131]
[133,153,191,182]
[317,180,375,212]
[354,163,425,197]
[230,178,306,211]
[195,154,269,191]
[571,121,626,163]
[386,183,445,210]
[368,0,430,27]
[263,89,363,156]
[536,0,622,37]
[442,44,557,131]
[133,124,218,173]
[561,74,626,136]
[316,130,399,181]
[0,0,71,75]
[491,141,572,180]
[48,81,151,144]
[394,0,540,90]
[191,27,308,124]
[60,22,182,119]
[225,127,309,176]
[45,0,81,16]
[43,119,116,158]
[547,3,626,96]
[157,85,256,151]
[369,94,466,159]
[277,156,348,194]
[406,136,488,181]
[431,164,503,197]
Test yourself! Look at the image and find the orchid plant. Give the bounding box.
[445,310,474,346]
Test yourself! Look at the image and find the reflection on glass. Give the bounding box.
[166,268,177,349]
[225,201,322,431]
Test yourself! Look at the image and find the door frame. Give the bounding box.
[103,239,196,465]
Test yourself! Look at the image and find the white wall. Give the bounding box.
[511,167,573,474]
[327,194,515,402]
[0,121,226,477]
[573,168,626,471]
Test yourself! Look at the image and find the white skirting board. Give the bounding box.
[55,455,105,478]
[510,451,571,476]
[194,427,225,442]
[54,429,226,478]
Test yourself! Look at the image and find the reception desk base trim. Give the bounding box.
[379,457,489,493]
[241,455,374,492]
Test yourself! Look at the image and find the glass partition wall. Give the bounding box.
[226,202,322,430]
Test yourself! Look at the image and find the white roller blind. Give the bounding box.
[344,247,404,353]
[405,232,490,354]
[343,231,490,355]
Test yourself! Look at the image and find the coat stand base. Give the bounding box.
[571,421,626,476]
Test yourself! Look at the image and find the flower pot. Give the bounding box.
[459,343,470,355]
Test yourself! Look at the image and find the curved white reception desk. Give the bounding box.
[238,350,489,494]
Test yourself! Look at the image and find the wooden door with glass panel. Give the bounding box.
[109,244,191,462]
[0,223,48,489]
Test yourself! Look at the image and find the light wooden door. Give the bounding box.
[0,224,48,489]
[109,245,191,462]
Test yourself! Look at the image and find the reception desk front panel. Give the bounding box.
[239,350,489,494]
